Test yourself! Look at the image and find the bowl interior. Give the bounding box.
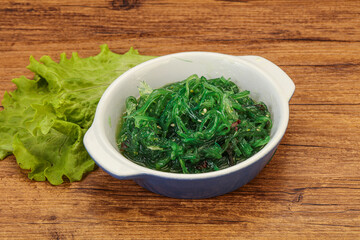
[96,52,286,167]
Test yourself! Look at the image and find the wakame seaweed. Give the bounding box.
[117,75,272,174]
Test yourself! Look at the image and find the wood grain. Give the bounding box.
[1,0,359,239]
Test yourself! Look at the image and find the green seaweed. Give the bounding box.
[117,75,272,174]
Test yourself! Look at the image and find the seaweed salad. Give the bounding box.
[117,74,272,174]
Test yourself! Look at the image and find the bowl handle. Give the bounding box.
[83,128,142,179]
[240,56,295,101]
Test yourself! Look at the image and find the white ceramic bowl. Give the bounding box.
[83,52,295,199]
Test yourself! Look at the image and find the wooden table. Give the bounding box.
[1,0,359,239]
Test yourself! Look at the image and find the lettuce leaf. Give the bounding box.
[0,45,156,185]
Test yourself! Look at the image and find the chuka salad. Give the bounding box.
[117,74,272,174]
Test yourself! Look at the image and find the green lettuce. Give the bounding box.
[0,45,155,185]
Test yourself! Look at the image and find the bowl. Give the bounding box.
[83,52,295,199]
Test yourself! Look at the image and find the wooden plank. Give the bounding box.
[0,0,359,239]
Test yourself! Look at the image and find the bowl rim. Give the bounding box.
[87,51,291,180]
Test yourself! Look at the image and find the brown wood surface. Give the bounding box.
[1,0,360,239]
